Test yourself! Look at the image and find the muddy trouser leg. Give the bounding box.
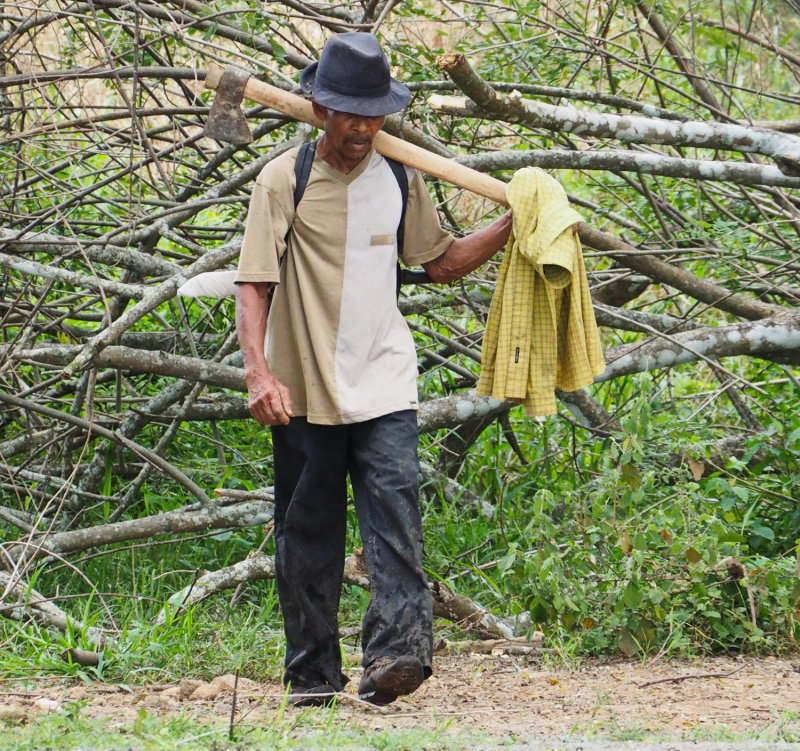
[270,417,349,691]
[348,410,433,678]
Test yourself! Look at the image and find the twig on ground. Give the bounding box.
[229,669,239,741]
[636,660,752,688]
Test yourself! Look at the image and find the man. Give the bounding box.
[235,32,511,706]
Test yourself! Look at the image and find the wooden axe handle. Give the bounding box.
[205,65,509,207]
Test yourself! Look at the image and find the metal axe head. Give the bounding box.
[204,66,253,145]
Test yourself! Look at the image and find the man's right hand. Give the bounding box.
[246,373,294,426]
[236,282,293,426]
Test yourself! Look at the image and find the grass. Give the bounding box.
[686,711,800,743]
[0,705,491,751]
[0,602,287,685]
[576,711,800,744]
[4,699,800,750]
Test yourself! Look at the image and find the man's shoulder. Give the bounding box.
[255,145,302,191]
[372,150,415,177]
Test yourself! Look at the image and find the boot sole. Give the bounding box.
[358,656,424,705]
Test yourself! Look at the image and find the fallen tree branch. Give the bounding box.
[407,79,687,121]
[579,224,779,321]
[0,65,204,89]
[592,302,700,335]
[0,251,147,299]
[456,148,800,189]
[429,579,516,639]
[0,571,112,649]
[0,429,60,462]
[434,53,800,174]
[2,500,274,569]
[15,345,247,392]
[418,392,515,433]
[17,312,800,405]
[419,461,495,517]
[91,0,313,69]
[598,312,800,381]
[434,637,544,656]
[636,1,726,116]
[154,551,520,638]
[557,388,622,433]
[0,228,181,278]
[117,137,302,250]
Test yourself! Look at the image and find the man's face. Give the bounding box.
[312,103,385,165]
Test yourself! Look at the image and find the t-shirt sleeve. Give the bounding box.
[400,168,455,267]
[235,162,293,284]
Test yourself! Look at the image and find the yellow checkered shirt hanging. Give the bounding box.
[476,167,605,416]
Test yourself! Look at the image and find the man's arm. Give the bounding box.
[235,282,293,426]
[422,211,513,283]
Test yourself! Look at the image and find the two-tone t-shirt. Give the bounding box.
[235,146,454,425]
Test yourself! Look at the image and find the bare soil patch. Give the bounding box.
[3,656,799,741]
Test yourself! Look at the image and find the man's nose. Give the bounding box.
[354,114,381,130]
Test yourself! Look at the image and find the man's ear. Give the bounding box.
[311,101,328,122]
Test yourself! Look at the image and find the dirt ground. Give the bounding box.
[3,655,800,742]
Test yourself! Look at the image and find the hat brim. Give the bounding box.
[300,63,411,116]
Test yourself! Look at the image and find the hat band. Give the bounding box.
[315,69,390,100]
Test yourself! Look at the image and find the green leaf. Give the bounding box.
[622,581,643,609]
[685,547,702,564]
[620,463,643,489]
[498,550,517,575]
[530,599,549,624]
[618,627,640,657]
[532,489,553,517]
[717,530,747,543]
[791,580,800,606]
[750,525,775,541]
[270,38,287,63]
[102,445,114,498]
[732,486,750,503]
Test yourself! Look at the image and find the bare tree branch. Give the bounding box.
[433,53,800,175]
[2,500,273,568]
[457,149,800,189]
[0,391,212,506]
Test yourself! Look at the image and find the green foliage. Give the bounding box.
[420,373,800,659]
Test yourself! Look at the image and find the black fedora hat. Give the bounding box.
[300,32,410,117]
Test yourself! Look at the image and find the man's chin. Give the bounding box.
[347,141,371,155]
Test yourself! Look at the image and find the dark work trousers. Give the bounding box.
[270,409,433,691]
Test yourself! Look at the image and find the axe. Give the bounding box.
[203,64,509,207]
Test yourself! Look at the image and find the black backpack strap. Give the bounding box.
[274,140,316,301]
[293,140,317,209]
[384,158,427,294]
[385,157,408,255]
[282,139,316,254]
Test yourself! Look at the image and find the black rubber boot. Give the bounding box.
[357,655,425,705]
